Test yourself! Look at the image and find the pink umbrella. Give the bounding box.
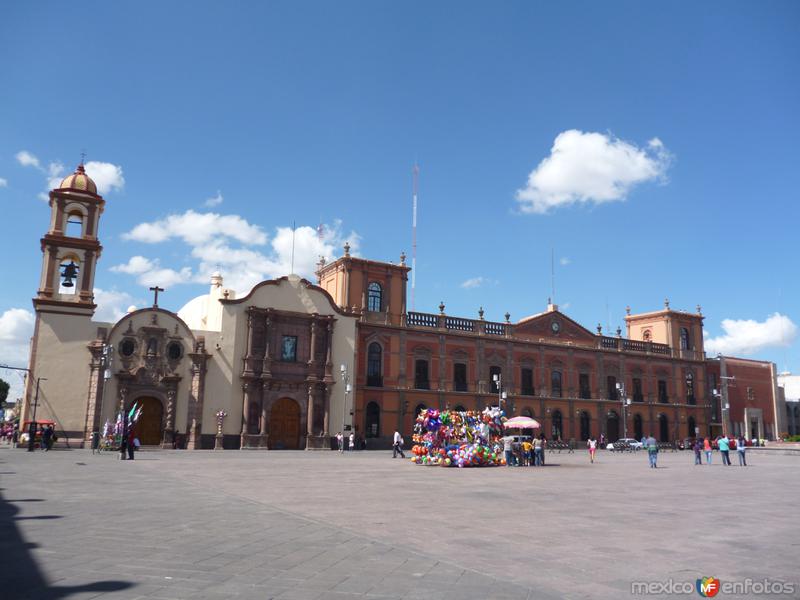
[503,416,541,429]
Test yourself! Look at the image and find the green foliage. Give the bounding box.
[785,434,800,443]
[0,378,9,404]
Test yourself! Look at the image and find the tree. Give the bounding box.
[0,378,9,405]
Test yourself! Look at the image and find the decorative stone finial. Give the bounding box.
[439,301,445,315]
[625,305,631,315]
[616,326,622,338]
[597,323,602,334]
[400,251,406,265]
[505,312,511,323]
[478,306,485,320]
[343,242,351,257]
[696,304,702,315]
[664,298,670,309]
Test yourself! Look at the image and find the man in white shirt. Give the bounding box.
[348,432,355,452]
[393,430,406,458]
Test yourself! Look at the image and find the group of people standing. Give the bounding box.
[502,434,546,466]
[693,435,748,466]
[335,431,356,452]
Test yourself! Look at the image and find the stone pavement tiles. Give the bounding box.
[1,447,798,599]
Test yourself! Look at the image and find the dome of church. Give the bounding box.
[58,164,98,195]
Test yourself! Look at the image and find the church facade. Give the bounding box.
[21,165,786,448]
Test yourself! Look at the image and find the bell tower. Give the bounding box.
[33,163,104,316]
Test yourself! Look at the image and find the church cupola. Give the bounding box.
[33,163,104,316]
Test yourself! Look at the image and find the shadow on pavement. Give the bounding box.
[0,490,133,599]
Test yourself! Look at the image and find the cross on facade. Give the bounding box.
[149,286,165,307]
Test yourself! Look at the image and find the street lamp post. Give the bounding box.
[340,364,352,452]
[492,373,508,414]
[616,382,631,440]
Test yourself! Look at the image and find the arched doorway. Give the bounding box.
[365,401,380,438]
[606,411,620,442]
[687,416,696,438]
[134,396,163,445]
[658,414,669,442]
[579,411,591,441]
[270,398,301,449]
[551,410,563,440]
[633,414,644,441]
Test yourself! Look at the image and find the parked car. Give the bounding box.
[606,438,644,451]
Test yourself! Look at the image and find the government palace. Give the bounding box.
[21,165,789,449]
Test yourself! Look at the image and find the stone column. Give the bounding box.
[187,338,209,450]
[162,388,177,448]
[240,381,250,447]
[323,385,331,438]
[84,340,106,444]
[262,313,273,378]
[306,382,316,449]
[118,385,128,413]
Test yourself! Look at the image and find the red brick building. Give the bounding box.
[315,252,750,448]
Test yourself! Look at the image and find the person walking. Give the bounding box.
[736,434,747,466]
[42,425,54,452]
[587,436,597,463]
[645,434,658,468]
[718,435,731,466]
[703,437,712,464]
[392,430,406,458]
[91,430,100,455]
[533,435,543,466]
[127,430,135,460]
[336,432,343,452]
[348,432,355,452]
[693,438,702,465]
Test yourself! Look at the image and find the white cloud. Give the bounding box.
[0,308,35,401]
[111,256,192,288]
[560,257,570,266]
[0,178,7,188]
[460,277,500,290]
[704,313,798,356]
[118,210,360,294]
[84,161,125,195]
[204,190,224,207]
[16,150,123,200]
[123,209,267,246]
[15,150,40,168]
[93,288,138,322]
[516,130,672,214]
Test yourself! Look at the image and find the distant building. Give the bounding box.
[778,373,800,436]
[21,164,783,448]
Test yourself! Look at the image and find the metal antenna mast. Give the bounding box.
[411,163,419,311]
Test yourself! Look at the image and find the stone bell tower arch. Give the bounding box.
[33,162,104,317]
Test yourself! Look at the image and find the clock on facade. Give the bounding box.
[551,320,561,334]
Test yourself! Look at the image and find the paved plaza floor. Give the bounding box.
[0,446,798,600]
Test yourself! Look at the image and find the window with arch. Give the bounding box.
[551,370,562,397]
[579,411,591,441]
[551,409,563,440]
[453,362,468,392]
[367,342,383,387]
[687,415,696,438]
[606,410,620,442]
[367,282,383,312]
[520,367,534,396]
[607,375,618,400]
[579,373,591,399]
[365,401,380,438]
[453,404,466,412]
[414,359,429,390]
[58,255,80,294]
[686,372,695,405]
[658,379,669,403]
[522,407,534,418]
[632,377,644,402]
[680,327,692,350]
[633,414,644,440]
[489,366,502,394]
[65,211,84,238]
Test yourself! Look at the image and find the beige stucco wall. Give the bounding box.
[26,312,108,436]
[207,276,357,436]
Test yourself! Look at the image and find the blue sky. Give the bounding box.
[1,1,799,393]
